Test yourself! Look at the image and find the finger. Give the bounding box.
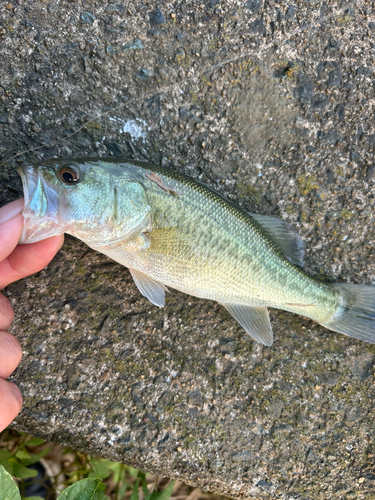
[0,331,22,379]
[0,379,22,432]
[0,234,64,289]
[0,199,24,228]
[0,293,14,331]
[0,200,24,263]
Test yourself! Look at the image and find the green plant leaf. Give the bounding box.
[128,466,139,478]
[25,437,46,447]
[92,481,110,500]
[0,449,13,463]
[3,457,38,479]
[117,483,129,499]
[57,478,102,500]
[138,472,150,500]
[22,447,51,466]
[24,497,46,500]
[15,449,31,461]
[150,480,175,500]
[106,462,122,483]
[129,478,140,500]
[88,459,111,479]
[0,465,21,500]
[2,459,13,475]
[13,461,39,479]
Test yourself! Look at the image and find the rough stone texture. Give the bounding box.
[1,0,375,498]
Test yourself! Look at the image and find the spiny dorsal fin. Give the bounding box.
[249,212,304,267]
[221,303,273,346]
[129,268,168,307]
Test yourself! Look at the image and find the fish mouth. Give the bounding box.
[17,165,65,244]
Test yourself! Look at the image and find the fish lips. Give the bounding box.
[17,165,67,244]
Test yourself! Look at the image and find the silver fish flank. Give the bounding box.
[18,158,375,346]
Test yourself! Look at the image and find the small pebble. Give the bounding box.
[81,12,95,24]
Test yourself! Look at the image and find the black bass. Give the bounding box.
[18,158,375,346]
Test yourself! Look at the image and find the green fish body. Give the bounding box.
[18,158,375,345]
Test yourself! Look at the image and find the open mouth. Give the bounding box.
[17,165,64,244]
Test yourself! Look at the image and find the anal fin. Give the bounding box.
[221,303,273,346]
[129,268,168,308]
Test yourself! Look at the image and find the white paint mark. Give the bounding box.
[109,117,150,142]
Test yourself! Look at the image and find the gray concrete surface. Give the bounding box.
[1,0,375,498]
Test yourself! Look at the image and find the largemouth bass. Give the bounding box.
[18,158,375,346]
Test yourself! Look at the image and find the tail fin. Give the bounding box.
[321,283,375,343]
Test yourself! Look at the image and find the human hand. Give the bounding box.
[0,199,64,431]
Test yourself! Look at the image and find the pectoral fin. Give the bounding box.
[129,268,168,307]
[221,303,273,346]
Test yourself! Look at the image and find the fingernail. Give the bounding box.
[9,382,23,406]
[0,199,24,225]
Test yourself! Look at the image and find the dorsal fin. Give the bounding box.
[249,212,304,267]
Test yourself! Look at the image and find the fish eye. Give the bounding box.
[58,165,81,185]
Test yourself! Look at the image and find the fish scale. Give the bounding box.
[137,169,332,309]
[18,158,375,346]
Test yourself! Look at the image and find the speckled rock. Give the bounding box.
[1,1,375,499]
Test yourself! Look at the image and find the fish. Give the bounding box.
[17,157,375,346]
